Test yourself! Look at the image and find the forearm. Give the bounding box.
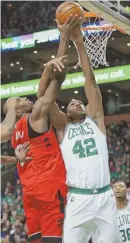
[75,41,103,119]
[53,36,69,83]
[57,35,69,58]
[1,155,17,164]
[37,65,53,99]
[37,36,69,99]
[1,109,16,143]
[44,78,63,106]
[75,41,96,86]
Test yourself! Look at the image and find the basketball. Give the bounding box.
[56,2,84,25]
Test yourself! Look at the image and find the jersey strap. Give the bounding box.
[69,184,111,195]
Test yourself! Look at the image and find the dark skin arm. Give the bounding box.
[29,68,67,133]
[1,109,16,143]
[37,56,66,99]
[36,16,81,133]
[48,16,83,133]
[1,156,18,164]
[1,142,32,164]
[30,17,77,133]
[71,25,106,135]
[37,15,78,100]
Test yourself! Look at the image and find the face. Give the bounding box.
[16,97,33,113]
[113,182,127,199]
[4,97,33,116]
[67,99,86,120]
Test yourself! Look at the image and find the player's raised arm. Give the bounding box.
[1,97,19,143]
[37,15,78,99]
[48,15,83,131]
[30,60,67,123]
[71,25,106,135]
[37,57,67,99]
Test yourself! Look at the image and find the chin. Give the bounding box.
[78,112,86,118]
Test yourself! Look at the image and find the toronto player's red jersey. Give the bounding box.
[12,114,67,202]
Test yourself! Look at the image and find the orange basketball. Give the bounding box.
[56,2,84,25]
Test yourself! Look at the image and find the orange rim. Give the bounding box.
[82,25,126,34]
[83,13,126,34]
[82,25,116,31]
[84,11,98,18]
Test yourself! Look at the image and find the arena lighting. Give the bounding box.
[111,37,115,40]
[116,93,119,96]
[74,90,79,94]
[10,63,14,67]
[20,67,23,70]
[73,66,77,69]
[16,61,20,65]
[44,64,46,67]
[33,50,38,54]
[61,106,65,109]
[69,45,71,48]
[51,55,55,58]
[127,43,130,46]
[108,89,112,93]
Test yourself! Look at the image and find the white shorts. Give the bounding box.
[63,189,122,243]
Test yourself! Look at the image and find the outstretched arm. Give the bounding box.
[1,109,16,143]
[71,26,105,135]
[37,15,76,99]
[1,142,31,164]
[37,57,66,99]
[37,15,81,130]
[30,68,67,122]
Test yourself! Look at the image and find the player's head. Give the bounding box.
[113,181,127,199]
[66,99,86,120]
[3,97,33,116]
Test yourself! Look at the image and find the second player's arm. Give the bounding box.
[30,74,66,123]
[73,27,105,134]
[1,155,18,164]
[37,18,73,129]
[1,109,16,143]
[1,142,31,164]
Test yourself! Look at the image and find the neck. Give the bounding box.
[116,197,128,209]
[71,114,86,123]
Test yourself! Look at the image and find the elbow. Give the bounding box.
[1,132,12,143]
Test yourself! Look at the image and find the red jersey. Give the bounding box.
[12,114,67,202]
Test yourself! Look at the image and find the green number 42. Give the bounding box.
[72,138,98,158]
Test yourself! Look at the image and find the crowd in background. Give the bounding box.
[1,120,130,242]
[1,179,27,243]
[1,1,129,38]
[1,1,60,38]
[107,121,130,184]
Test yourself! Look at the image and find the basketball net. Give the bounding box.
[78,12,116,68]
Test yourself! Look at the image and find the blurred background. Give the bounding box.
[1,1,130,242]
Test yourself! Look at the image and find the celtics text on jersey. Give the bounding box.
[60,116,110,189]
[117,201,130,243]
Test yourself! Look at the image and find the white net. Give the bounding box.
[81,16,116,68]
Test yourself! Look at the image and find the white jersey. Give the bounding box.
[117,201,130,243]
[60,116,110,189]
